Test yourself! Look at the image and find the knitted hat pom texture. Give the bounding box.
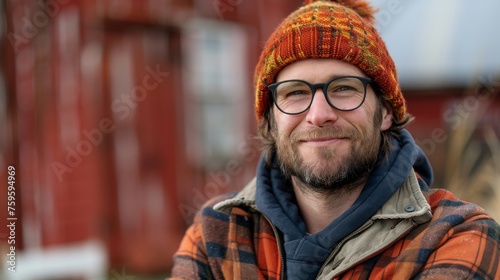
[254,0,406,122]
[303,0,376,24]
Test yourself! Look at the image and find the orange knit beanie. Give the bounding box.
[254,0,406,121]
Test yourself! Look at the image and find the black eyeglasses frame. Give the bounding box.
[267,75,374,115]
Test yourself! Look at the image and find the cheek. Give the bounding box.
[274,113,302,136]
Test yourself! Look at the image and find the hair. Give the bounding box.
[257,89,414,166]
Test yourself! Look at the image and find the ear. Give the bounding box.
[380,102,393,131]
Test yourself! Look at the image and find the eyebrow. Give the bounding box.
[281,81,308,86]
[324,74,368,81]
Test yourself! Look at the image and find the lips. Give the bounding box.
[304,137,344,141]
[291,128,353,147]
[300,137,347,146]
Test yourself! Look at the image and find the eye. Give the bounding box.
[328,79,364,95]
[337,85,355,91]
[285,90,310,98]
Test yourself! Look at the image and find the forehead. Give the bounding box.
[275,59,368,83]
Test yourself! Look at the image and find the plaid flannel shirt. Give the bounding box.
[171,172,500,279]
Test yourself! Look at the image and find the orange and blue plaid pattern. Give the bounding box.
[171,193,281,279]
[171,189,500,279]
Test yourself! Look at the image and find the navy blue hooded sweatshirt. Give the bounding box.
[255,129,433,279]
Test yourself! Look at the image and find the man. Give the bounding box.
[171,0,500,279]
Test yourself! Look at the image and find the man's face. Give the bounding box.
[272,59,393,192]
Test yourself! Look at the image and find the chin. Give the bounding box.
[301,153,344,175]
[301,145,348,163]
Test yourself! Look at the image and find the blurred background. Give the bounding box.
[0,0,498,279]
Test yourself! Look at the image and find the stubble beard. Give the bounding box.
[275,119,382,196]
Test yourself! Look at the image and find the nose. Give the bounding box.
[305,89,339,126]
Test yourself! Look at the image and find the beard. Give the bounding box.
[274,113,383,195]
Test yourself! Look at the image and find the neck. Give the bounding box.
[292,176,366,234]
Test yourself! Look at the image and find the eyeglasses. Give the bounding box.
[268,76,373,115]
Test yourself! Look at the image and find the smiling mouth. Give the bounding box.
[293,128,352,145]
[300,137,348,145]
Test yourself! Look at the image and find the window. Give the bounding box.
[183,19,250,168]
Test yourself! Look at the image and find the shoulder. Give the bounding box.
[425,188,492,220]
[423,188,500,241]
[172,192,240,279]
[401,188,500,278]
[196,192,238,221]
[198,177,258,216]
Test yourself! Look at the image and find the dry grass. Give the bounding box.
[442,86,500,222]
